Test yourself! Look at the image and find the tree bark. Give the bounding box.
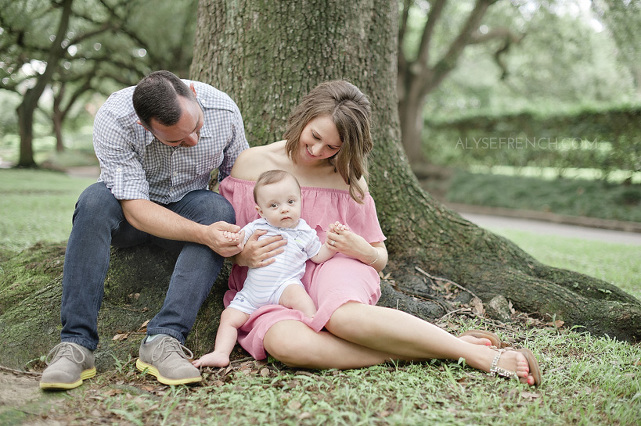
[191,0,641,341]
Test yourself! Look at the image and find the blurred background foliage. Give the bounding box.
[0,0,639,186]
[0,0,198,167]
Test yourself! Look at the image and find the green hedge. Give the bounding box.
[424,106,641,180]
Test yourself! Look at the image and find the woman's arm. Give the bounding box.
[326,222,388,272]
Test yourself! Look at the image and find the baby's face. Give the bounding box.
[255,176,302,228]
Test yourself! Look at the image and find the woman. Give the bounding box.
[219,80,541,386]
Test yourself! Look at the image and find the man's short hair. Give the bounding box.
[133,70,196,130]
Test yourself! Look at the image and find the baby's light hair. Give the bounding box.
[253,170,301,203]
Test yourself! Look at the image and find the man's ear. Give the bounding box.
[136,120,151,132]
[190,83,197,98]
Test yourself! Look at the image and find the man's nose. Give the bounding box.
[182,132,199,147]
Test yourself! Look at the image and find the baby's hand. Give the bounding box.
[223,230,241,242]
[329,221,349,233]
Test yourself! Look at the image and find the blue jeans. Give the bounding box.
[60,182,235,350]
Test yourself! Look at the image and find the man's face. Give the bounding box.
[148,95,204,148]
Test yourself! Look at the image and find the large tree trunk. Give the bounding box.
[191,0,641,341]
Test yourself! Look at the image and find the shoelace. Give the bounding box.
[46,342,86,365]
[150,336,194,362]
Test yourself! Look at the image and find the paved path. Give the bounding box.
[461,212,641,246]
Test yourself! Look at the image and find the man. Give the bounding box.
[40,70,248,390]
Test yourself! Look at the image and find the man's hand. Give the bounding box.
[205,222,245,257]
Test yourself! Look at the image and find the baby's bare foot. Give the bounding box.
[192,351,231,368]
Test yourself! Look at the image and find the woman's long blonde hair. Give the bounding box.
[284,80,373,203]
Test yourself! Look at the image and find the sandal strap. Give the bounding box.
[489,349,518,380]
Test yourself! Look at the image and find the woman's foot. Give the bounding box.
[489,348,541,386]
[458,329,502,348]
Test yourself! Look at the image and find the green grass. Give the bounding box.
[446,170,641,223]
[489,229,641,300]
[2,168,640,425]
[31,326,641,425]
[0,169,96,252]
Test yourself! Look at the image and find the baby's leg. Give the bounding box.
[193,307,250,368]
[279,284,317,318]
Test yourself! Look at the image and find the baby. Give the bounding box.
[193,169,346,367]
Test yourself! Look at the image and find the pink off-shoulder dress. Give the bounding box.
[219,176,386,360]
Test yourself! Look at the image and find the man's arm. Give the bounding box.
[120,199,242,257]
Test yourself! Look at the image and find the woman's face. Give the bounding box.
[296,115,343,165]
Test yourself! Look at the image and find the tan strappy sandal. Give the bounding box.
[459,329,504,348]
[489,348,542,386]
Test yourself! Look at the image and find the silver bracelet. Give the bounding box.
[365,248,379,266]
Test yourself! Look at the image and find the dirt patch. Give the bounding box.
[0,369,62,425]
[0,371,40,406]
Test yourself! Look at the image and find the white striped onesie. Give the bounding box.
[228,218,322,314]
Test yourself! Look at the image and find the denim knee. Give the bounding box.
[212,194,236,224]
[172,190,236,226]
[73,182,123,225]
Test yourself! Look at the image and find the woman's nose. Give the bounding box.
[309,143,321,155]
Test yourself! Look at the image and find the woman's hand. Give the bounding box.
[326,222,367,258]
[326,221,387,270]
[234,229,287,268]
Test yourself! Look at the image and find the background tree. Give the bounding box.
[397,0,523,164]
[593,0,641,95]
[191,0,640,341]
[1,0,75,167]
[0,0,198,166]
[398,0,639,167]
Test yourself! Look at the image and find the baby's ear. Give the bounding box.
[255,205,264,217]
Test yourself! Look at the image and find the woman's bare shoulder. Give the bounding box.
[230,141,287,180]
[359,176,369,193]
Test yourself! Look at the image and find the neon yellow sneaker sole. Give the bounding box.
[40,367,96,390]
[136,359,201,385]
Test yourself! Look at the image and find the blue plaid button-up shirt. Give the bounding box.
[93,80,248,204]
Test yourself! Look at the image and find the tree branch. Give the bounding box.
[398,0,412,51]
[426,0,494,96]
[416,0,447,67]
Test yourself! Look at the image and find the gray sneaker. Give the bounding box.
[136,335,201,385]
[40,342,96,390]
